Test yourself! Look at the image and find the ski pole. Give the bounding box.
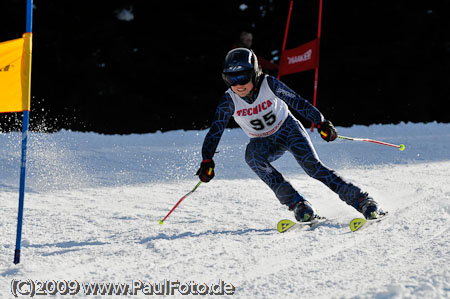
[338,135,405,151]
[159,180,203,224]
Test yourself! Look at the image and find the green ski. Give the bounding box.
[350,212,389,232]
[277,216,325,233]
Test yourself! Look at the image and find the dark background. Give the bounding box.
[1,0,449,134]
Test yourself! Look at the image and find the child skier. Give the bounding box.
[196,48,383,221]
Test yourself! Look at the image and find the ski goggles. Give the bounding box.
[223,71,252,86]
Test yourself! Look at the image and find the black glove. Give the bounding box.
[317,120,337,142]
[196,159,215,182]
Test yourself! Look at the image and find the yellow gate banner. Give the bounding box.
[0,33,32,113]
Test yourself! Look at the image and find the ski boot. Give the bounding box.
[292,200,317,222]
[359,197,384,220]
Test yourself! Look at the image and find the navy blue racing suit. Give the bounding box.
[201,75,368,210]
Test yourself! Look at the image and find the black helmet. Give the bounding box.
[222,48,261,87]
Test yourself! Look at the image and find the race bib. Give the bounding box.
[227,76,289,138]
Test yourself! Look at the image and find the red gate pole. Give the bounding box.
[311,0,324,131]
[278,0,294,79]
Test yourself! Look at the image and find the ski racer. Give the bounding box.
[196,48,384,221]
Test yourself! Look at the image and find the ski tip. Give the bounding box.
[349,218,366,232]
[158,219,164,225]
[277,219,296,233]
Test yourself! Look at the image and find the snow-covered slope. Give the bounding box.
[1,122,449,298]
